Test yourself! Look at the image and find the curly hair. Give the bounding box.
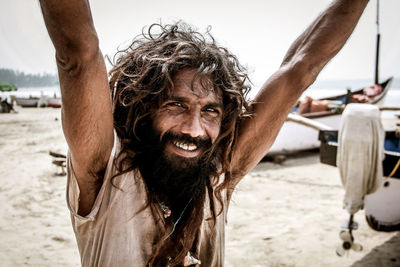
[108,22,251,266]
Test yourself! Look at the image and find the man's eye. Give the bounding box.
[167,102,183,108]
[204,107,220,115]
[206,108,216,112]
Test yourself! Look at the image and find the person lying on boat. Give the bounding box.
[39,0,369,266]
[352,84,383,103]
[295,96,342,115]
[296,82,384,115]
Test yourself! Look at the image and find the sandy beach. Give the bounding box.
[0,106,399,266]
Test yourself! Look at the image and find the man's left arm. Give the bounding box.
[230,0,369,183]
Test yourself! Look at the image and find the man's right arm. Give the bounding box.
[40,0,114,216]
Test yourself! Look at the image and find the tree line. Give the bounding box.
[0,68,58,87]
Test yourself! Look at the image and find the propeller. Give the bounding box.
[336,214,363,257]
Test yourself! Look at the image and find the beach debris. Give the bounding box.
[336,214,363,257]
[273,154,286,164]
[261,153,287,164]
[49,151,67,175]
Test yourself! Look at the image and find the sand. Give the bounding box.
[0,106,399,266]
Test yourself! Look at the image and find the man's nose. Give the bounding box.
[180,110,205,138]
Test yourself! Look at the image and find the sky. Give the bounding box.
[1,0,399,92]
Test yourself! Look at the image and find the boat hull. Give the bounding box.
[15,97,39,107]
[268,77,393,154]
[365,178,400,232]
[14,96,61,108]
[47,97,61,108]
[269,114,341,153]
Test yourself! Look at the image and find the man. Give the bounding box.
[39,0,369,266]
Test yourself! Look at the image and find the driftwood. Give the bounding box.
[49,151,66,158]
[49,151,66,175]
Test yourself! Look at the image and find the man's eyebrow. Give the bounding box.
[167,95,223,109]
[167,95,188,102]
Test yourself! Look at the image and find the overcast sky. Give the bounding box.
[1,0,399,90]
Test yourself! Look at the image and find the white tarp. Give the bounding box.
[337,104,385,214]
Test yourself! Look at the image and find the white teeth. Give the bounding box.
[174,141,197,151]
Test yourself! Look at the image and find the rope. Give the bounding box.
[388,158,400,178]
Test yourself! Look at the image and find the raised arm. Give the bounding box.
[40,0,114,215]
[231,0,369,182]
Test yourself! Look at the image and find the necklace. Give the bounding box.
[159,196,193,241]
[159,202,172,218]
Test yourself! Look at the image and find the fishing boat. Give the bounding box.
[46,97,62,108]
[268,0,393,154]
[14,97,40,107]
[14,96,61,108]
[269,77,393,154]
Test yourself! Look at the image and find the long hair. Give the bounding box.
[108,22,251,265]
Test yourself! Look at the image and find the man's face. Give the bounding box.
[151,69,223,165]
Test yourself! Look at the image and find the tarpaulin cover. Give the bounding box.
[337,104,384,214]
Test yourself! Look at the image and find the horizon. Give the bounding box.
[2,65,399,89]
[2,64,399,90]
[10,77,400,91]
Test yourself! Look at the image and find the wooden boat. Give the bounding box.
[36,95,62,108]
[46,97,62,108]
[319,129,400,232]
[269,0,393,155]
[15,97,39,107]
[268,77,393,154]
[14,95,61,108]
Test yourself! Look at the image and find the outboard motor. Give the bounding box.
[336,103,385,256]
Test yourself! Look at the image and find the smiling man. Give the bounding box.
[39,0,369,266]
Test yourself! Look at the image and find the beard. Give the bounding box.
[136,128,218,214]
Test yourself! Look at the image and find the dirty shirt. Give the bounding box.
[66,135,227,266]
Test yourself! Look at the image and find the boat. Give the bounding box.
[268,0,393,155]
[268,77,393,154]
[14,97,40,107]
[319,129,400,232]
[319,129,400,178]
[46,97,62,108]
[14,95,61,108]
[37,95,62,108]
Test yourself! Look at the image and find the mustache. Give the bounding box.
[161,131,212,151]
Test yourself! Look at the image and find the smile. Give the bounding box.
[173,141,197,151]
